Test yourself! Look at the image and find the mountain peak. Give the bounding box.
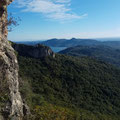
[70,38,77,40]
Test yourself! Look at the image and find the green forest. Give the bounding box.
[59,45,120,68]
[18,53,120,120]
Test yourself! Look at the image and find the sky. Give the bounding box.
[8,0,120,41]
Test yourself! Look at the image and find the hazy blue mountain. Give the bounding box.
[42,38,120,49]
[41,38,100,47]
[13,38,120,49]
[59,45,120,67]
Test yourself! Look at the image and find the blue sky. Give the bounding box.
[8,0,120,41]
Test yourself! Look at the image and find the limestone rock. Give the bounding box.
[12,43,55,58]
[0,37,24,120]
[0,0,26,119]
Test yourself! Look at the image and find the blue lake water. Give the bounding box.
[50,47,67,53]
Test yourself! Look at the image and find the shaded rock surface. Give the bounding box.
[12,43,55,58]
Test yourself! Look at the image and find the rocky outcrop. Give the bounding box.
[0,38,23,120]
[0,0,25,119]
[12,43,55,59]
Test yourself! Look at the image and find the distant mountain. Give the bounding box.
[41,38,100,47]
[59,45,120,67]
[14,38,120,49]
[42,38,120,49]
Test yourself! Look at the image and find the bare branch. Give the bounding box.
[7,13,21,32]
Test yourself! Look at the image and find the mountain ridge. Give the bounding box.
[14,38,120,49]
[59,45,120,68]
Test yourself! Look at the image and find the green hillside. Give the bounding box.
[59,45,120,68]
[18,53,120,120]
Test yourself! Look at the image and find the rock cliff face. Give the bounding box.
[12,43,55,59]
[0,0,24,119]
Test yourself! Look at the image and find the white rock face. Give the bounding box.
[0,38,24,120]
[13,43,55,58]
[0,0,24,119]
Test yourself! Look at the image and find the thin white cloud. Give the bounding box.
[15,0,87,21]
[55,0,71,3]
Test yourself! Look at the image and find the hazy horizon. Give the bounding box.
[11,37,120,42]
[8,0,120,41]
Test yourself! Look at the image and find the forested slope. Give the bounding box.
[17,53,120,120]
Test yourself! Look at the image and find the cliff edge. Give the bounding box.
[0,0,24,119]
[12,43,55,59]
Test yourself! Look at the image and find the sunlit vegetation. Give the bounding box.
[18,54,120,120]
